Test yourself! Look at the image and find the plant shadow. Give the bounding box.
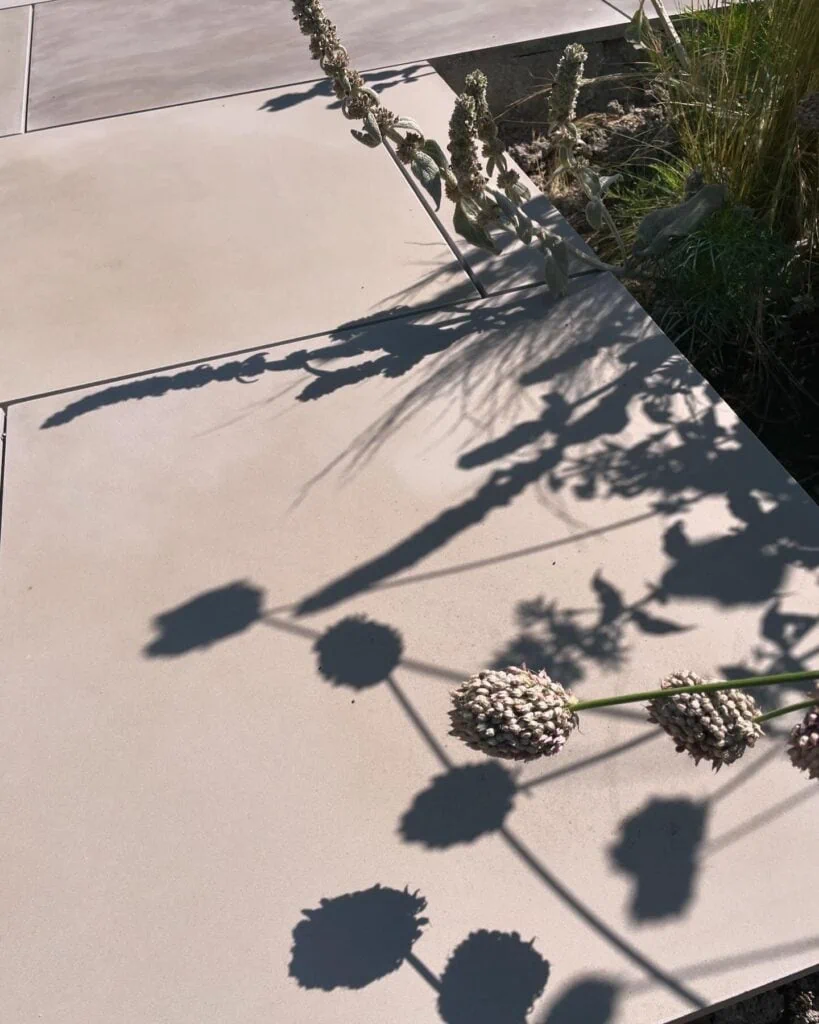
[609,797,708,922]
[538,976,620,1024]
[438,929,550,1024]
[259,64,434,115]
[289,884,428,991]
[314,615,404,688]
[143,580,264,657]
[399,762,518,848]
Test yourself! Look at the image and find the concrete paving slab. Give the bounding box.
[2,274,818,1024]
[27,0,667,129]
[383,65,597,295]
[0,77,475,402]
[0,5,29,137]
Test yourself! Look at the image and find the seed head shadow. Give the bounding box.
[288,884,428,991]
[314,615,404,689]
[400,762,518,849]
[438,929,550,1024]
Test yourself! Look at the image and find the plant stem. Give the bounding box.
[601,204,629,263]
[756,699,818,725]
[570,669,819,712]
[648,0,690,71]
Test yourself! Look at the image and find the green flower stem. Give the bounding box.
[570,669,819,712]
[601,204,629,263]
[755,699,819,725]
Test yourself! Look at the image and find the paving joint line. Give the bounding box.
[383,138,487,299]
[2,268,611,409]
[20,58,432,136]
[20,2,33,132]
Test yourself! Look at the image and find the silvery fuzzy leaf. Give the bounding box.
[634,184,727,257]
[364,111,383,144]
[411,151,443,208]
[351,129,382,148]
[453,202,499,254]
[516,215,534,246]
[551,239,570,275]
[599,173,622,196]
[577,166,602,199]
[491,189,520,225]
[458,194,483,220]
[557,141,574,167]
[585,198,605,231]
[422,138,450,170]
[359,85,381,104]
[394,115,423,133]
[543,249,569,298]
[508,180,532,204]
[625,2,649,50]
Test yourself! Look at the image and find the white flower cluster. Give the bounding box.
[647,671,763,770]
[788,692,819,781]
[449,667,578,761]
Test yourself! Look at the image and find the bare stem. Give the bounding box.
[756,699,818,725]
[570,669,819,712]
[648,0,690,71]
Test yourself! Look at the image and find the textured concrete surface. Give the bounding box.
[0,76,475,401]
[385,65,596,294]
[2,275,817,1024]
[26,0,669,129]
[0,5,29,137]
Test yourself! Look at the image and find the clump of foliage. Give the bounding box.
[609,0,819,418]
[657,0,819,255]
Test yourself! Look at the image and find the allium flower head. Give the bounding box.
[647,671,763,770]
[449,666,578,761]
[787,688,819,781]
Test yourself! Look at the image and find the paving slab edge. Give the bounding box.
[0,405,7,550]
[12,11,652,136]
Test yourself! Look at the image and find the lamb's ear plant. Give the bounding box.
[449,667,819,782]
[291,0,724,298]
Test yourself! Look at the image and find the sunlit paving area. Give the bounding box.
[1,2,817,1022]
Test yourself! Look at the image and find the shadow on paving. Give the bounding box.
[289,883,550,1023]
[125,261,817,1015]
[538,976,621,1024]
[288,884,428,991]
[259,63,434,115]
[289,282,818,617]
[141,600,709,1011]
[609,797,708,922]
